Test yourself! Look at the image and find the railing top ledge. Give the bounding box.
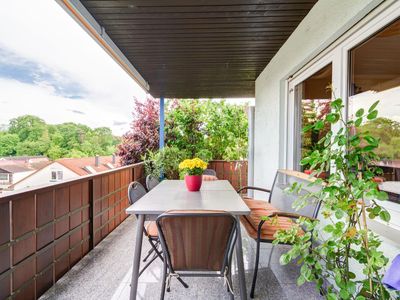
[0,162,144,202]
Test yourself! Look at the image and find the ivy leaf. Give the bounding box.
[355,108,364,117]
[368,100,379,113]
[367,110,378,120]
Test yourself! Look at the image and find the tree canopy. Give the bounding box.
[118,98,249,166]
[0,115,119,159]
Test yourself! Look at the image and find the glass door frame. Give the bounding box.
[286,54,338,171]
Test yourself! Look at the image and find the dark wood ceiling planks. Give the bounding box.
[81,0,317,98]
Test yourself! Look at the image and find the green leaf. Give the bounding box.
[302,124,314,132]
[297,275,306,286]
[280,253,291,265]
[355,118,363,127]
[355,108,364,117]
[314,120,324,130]
[327,293,338,300]
[379,210,391,222]
[331,98,343,109]
[367,110,378,120]
[377,191,388,201]
[326,113,338,123]
[368,100,379,113]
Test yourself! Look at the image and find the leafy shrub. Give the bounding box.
[117,96,159,165]
[143,146,189,179]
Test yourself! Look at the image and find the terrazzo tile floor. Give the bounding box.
[40,216,323,300]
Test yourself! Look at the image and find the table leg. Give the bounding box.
[235,216,248,299]
[130,214,145,300]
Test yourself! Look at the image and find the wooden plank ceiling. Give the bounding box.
[81,0,317,98]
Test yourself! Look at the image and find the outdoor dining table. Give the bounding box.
[126,179,251,300]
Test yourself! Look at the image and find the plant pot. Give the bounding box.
[184,175,202,192]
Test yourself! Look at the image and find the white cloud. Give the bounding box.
[0,78,131,134]
[0,0,146,135]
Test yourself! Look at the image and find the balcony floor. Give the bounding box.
[40,216,323,300]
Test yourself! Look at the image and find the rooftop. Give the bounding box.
[56,156,121,176]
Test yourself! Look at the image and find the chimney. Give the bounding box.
[112,154,116,164]
[95,155,100,167]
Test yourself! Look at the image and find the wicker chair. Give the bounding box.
[156,210,237,300]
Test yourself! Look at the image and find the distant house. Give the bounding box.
[8,155,120,192]
[0,156,50,191]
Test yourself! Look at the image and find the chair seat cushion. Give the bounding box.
[242,197,273,211]
[240,204,302,240]
[202,175,218,181]
[145,221,158,237]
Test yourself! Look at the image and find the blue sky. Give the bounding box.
[0,0,147,135]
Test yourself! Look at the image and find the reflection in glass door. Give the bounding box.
[294,64,332,171]
[349,18,400,202]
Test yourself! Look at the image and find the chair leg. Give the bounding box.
[139,252,159,277]
[177,277,189,288]
[250,238,261,299]
[267,244,275,268]
[149,239,164,262]
[160,260,167,300]
[228,273,234,299]
[143,247,155,262]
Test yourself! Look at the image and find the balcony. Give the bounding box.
[0,161,322,300]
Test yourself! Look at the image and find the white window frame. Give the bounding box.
[0,173,9,181]
[284,1,400,232]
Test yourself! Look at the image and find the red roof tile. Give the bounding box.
[56,156,121,176]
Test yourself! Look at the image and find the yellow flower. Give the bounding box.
[179,158,207,170]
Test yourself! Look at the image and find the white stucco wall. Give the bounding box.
[254,0,384,189]
[253,0,400,271]
[12,162,78,190]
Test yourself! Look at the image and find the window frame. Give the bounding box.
[0,173,9,181]
[284,1,400,230]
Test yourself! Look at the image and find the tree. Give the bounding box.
[9,115,47,141]
[165,99,206,157]
[203,100,248,160]
[117,96,160,165]
[0,133,19,156]
[359,117,400,160]
[1,115,119,159]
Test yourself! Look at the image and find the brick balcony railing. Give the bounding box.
[0,160,247,299]
[0,163,145,299]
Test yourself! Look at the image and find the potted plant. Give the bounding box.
[179,158,207,191]
[273,98,397,299]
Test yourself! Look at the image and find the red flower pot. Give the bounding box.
[184,175,202,192]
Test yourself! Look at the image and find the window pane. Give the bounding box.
[51,171,57,180]
[295,64,332,171]
[349,18,400,201]
[0,174,9,181]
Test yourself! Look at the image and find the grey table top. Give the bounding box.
[126,180,250,216]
